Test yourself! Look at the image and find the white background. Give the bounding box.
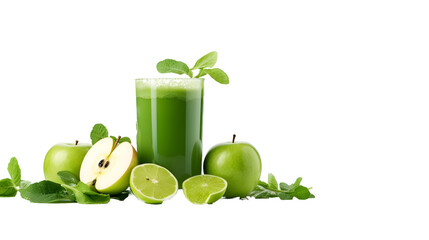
[0,0,428,239]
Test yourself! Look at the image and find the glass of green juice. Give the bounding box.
[135,78,204,188]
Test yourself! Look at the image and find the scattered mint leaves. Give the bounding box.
[1,158,126,204]
[90,123,109,145]
[250,174,315,200]
[156,51,229,84]
[18,171,111,204]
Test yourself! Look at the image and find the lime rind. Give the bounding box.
[130,163,178,204]
[182,175,227,204]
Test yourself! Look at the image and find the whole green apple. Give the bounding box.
[44,141,91,184]
[203,135,262,198]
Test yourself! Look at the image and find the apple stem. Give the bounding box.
[113,136,121,150]
[75,140,79,145]
[232,134,236,143]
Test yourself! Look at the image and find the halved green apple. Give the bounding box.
[80,137,138,194]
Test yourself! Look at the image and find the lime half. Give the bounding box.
[182,175,227,204]
[130,164,178,204]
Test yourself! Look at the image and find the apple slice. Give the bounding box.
[80,137,138,194]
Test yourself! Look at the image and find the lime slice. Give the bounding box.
[130,163,178,204]
[182,175,227,204]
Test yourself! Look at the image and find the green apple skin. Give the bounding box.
[43,143,91,184]
[203,142,262,198]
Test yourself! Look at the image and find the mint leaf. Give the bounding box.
[280,177,302,192]
[110,190,130,201]
[203,68,229,84]
[279,182,290,191]
[157,59,192,77]
[249,185,279,199]
[0,178,17,197]
[257,180,270,189]
[268,173,278,190]
[19,180,75,203]
[119,137,131,144]
[57,171,79,187]
[291,177,302,190]
[19,180,31,190]
[195,69,207,78]
[291,186,312,200]
[91,123,109,145]
[65,182,110,204]
[112,136,131,144]
[279,192,293,200]
[191,51,218,70]
[7,157,21,187]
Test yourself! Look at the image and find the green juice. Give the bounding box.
[135,79,204,187]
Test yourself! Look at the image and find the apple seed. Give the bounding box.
[98,159,105,168]
[104,161,110,168]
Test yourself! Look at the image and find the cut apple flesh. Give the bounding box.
[80,137,138,194]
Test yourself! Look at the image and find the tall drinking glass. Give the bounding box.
[135,78,204,187]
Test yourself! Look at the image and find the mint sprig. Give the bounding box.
[250,173,315,200]
[156,51,229,84]
[0,157,28,197]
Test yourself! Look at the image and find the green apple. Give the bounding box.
[44,141,91,184]
[80,137,138,194]
[203,135,262,198]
